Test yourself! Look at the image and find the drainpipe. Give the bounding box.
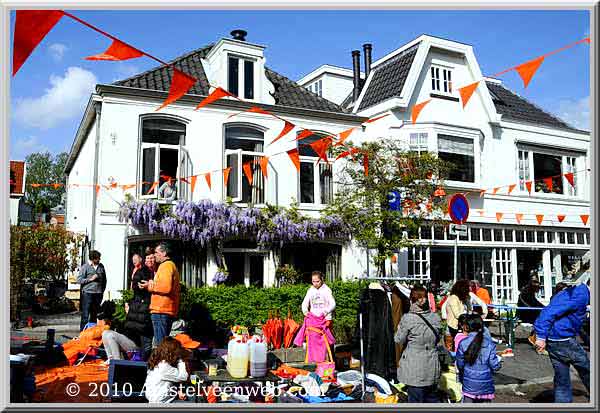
[90,102,101,248]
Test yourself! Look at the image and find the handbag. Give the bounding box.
[414,312,452,369]
[305,327,335,381]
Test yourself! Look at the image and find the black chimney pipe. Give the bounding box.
[363,43,372,78]
[352,50,361,102]
[231,29,247,41]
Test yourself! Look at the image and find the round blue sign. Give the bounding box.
[448,194,470,225]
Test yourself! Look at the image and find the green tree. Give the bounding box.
[324,138,450,275]
[24,151,68,213]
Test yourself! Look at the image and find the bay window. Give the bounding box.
[139,117,190,201]
[437,134,475,182]
[298,132,333,205]
[517,146,582,196]
[225,125,265,204]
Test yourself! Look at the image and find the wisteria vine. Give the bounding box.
[117,199,351,248]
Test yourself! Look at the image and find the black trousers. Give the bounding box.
[406,385,441,403]
[80,292,103,331]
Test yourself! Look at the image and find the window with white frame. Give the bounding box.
[517,147,582,196]
[225,126,265,204]
[407,247,428,279]
[431,66,452,94]
[437,134,475,182]
[409,132,428,154]
[298,132,333,205]
[315,79,322,97]
[140,117,190,201]
[493,248,514,302]
[228,56,255,99]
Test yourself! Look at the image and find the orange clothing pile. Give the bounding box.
[62,324,109,365]
[33,359,109,402]
[271,363,311,379]
[148,260,180,316]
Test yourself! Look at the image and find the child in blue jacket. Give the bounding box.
[456,314,502,403]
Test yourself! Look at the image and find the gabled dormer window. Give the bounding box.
[431,66,452,94]
[228,56,254,99]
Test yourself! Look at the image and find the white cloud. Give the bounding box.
[48,43,68,62]
[13,67,98,129]
[11,136,50,160]
[555,96,590,131]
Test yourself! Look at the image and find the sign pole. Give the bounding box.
[453,233,458,282]
[448,193,470,284]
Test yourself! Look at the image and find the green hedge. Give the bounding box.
[116,281,366,344]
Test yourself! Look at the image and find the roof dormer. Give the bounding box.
[202,30,275,105]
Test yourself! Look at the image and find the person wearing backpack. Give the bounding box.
[394,285,442,403]
[534,282,590,403]
[455,314,502,403]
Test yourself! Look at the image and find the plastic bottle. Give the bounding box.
[227,339,249,378]
[249,336,267,377]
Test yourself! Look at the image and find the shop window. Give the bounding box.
[558,232,566,244]
[438,135,474,182]
[505,230,513,242]
[298,132,334,205]
[536,231,545,243]
[493,248,514,302]
[493,229,503,242]
[228,56,255,99]
[576,232,585,244]
[470,227,481,241]
[546,231,554,244]
[420,225,432,240]
[434,225,445,240]
[225,125,266,204]
[139,117,189,201]
[515,230,524,243]
[526,230,535,243]
[482,228,492,241]
[567,232,575,244]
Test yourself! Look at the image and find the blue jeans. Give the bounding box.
[151,314,174,347]
[547,337,590,402]
[140,335,153,360]
[80,292,103,331]
[406,385,440,403]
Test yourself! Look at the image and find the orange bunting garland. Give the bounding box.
[295,129,314,141]
[515,213,523,224]
[86,39,143,61]
[557,215,566,223]
[195,87,234,110]
[496,212,503,222]
[259,156,269,178]
[309,137,332,164]
[492,187,500,195]
[458,81,480,108]
[223,167,231,186]
[335,127,356,146]
[536,214,544,225]
[564,172,575,188]
[270,121,295,146]
[146,181,158,195]
[581,215,589,225]
[479,189,486,197]
[242,162,253,185]
[156,68,197,111]
[190,176,198,194]
[287,148,300,171]
[335,147,360,161]
[411,99,431,124]
[525,181,533,194]
[515,56,545,88]
[507,184,517,195]
[363,113,390,124]
[204,173,211,190]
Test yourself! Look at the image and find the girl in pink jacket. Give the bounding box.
[301,271,336,326]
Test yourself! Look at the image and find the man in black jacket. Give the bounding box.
[77,250,107,331]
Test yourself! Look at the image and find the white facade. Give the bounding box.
[306,35,590,304]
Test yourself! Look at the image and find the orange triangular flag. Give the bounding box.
[543,177,553,192]
[190,175,198,194]
[458,81,480,108]
[508,184,517,195]
[479,189,486,197]
[295,129,314,141]
[86,39,144,61]
[121,184,136,191]
[12,10,64,76]
[146,181,158,195]
[259,156,269,178]
[363,153,369,176]
[515,213,523,224]
[364,113,390,124]
[223,167,231,186]
[96,184,101,194]
[335,127,356,146]
[411,99,431,124]
[270,120,295,146]
[496,212,503,222]
[310,137,332,164]
[557,215,566,223]
[243,162,253,185]
[564,172,575,188]
[204,173,211,190]
[584,37,591,44]
[52,183,62,189]
[287,148,300,171]
[581,215,589,225]
[536,214,544,225]
[156,67,197,111]
[525,181,533,194]
[335,147,360,161]
[195,87,235,110]
[492,187,500,195]
[227,105,273,119]
[515,56,545,88]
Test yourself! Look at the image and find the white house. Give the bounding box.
[64,30,367,299]
[298,35,591,304]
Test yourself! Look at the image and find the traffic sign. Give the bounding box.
[449,224,468,236]
[387,190,402,211]
[448,194,470,225]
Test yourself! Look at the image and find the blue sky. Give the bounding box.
[9,9,590,160]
